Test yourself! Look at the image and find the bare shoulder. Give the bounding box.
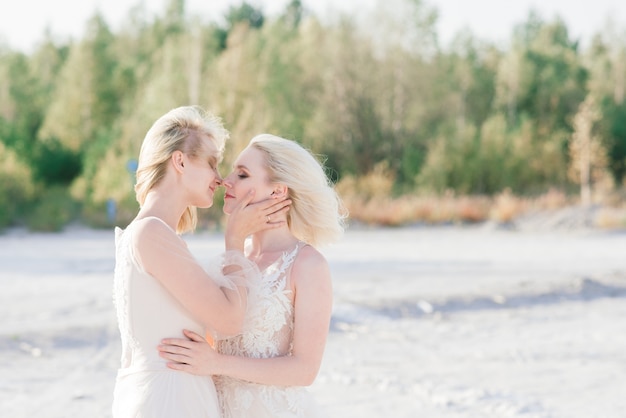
[293,245,328,270]
[132,216,161,235]
[131,217,178,248]
[291,245,331,287]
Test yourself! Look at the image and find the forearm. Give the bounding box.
[211,286,246,335]
[215,352,320,387]
[224,232,245,252]
[200,250,258,336]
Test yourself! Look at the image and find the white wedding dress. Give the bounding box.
[215,242,325,418]
[112,217,253,418]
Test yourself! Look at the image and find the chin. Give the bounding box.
[196,199,214,209]
[222,202,234,215]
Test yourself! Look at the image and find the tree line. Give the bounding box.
[1,0,625,230]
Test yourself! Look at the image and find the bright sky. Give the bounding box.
[0,0,625,52]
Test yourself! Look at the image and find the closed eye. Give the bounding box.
[232,164,250,179]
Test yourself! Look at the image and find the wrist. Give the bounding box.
[225,236,245,252]
[214,352,231,376]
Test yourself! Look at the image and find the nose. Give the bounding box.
[214,169,223,186]
[221,174,233,189]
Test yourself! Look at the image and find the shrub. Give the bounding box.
[25,186,78,232]
[0,143,35,228]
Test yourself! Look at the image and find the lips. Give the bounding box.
[224,193,235,199]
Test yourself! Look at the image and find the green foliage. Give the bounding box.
[37,14,121,154]
[601,100,626,183]
[225,3,265,29]
[29,138,82,185]
[81,193,138,229]
[400,142,424,186]
[0,0,625,230]
[280,0,304,29]
[418,115,569,194]
[508,16,588,134]
[210,2,266,51]
[0,143,35,228]
[197,187,226,230]
[25,186,78,232]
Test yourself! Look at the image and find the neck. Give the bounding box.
[136,189,187,232]
[249,224,298,255]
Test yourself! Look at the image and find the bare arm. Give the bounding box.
[134,193,291,336]
[158,247,333,387]
[133,218,248,336]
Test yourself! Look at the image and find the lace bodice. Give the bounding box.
[216,242,302,359]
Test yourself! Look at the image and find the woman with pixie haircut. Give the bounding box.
[112,108,290,417]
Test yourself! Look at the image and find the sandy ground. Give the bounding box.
[0,223,625,417]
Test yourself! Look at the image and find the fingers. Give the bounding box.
[253,199,291,230]
[234,189,256,211]
[262,197,291,214]
[183,329,205,342]
[160,329,205,348]
[262,204,291,229]
[158,351,190,364]
[165,362,188,372]
[159,346,208,376]
[160,338,192,348]
[157,343,188,356]
[266,203,290,219]
[165,360,204,376]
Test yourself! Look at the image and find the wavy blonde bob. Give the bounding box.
[134,106,229,234]
[249,134,347,247]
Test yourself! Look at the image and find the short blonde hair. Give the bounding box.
[135,106,229,234]
[249,134,347,247]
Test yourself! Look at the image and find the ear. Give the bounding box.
[171,150,185,173]
[271,184,288,198]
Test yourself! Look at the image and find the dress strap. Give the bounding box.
[276,242,297,273]
[271,241,304,276]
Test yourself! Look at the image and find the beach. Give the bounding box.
[1,224,625,417]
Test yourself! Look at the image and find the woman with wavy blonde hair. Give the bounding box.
[113,108,291,418]
[159,133,347,417]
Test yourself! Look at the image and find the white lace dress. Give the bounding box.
[215,242,325,418]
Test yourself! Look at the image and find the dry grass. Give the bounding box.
[339,188,626,229]
[594,206,626,229]
[335,168,625,228]
[489,189,526,223]
[340,192,496,226]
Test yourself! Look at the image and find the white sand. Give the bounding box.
[1,224,625,417]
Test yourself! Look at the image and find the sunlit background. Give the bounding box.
[1,0,626,231]
[2,0,625,51]
[2,2,626,417]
